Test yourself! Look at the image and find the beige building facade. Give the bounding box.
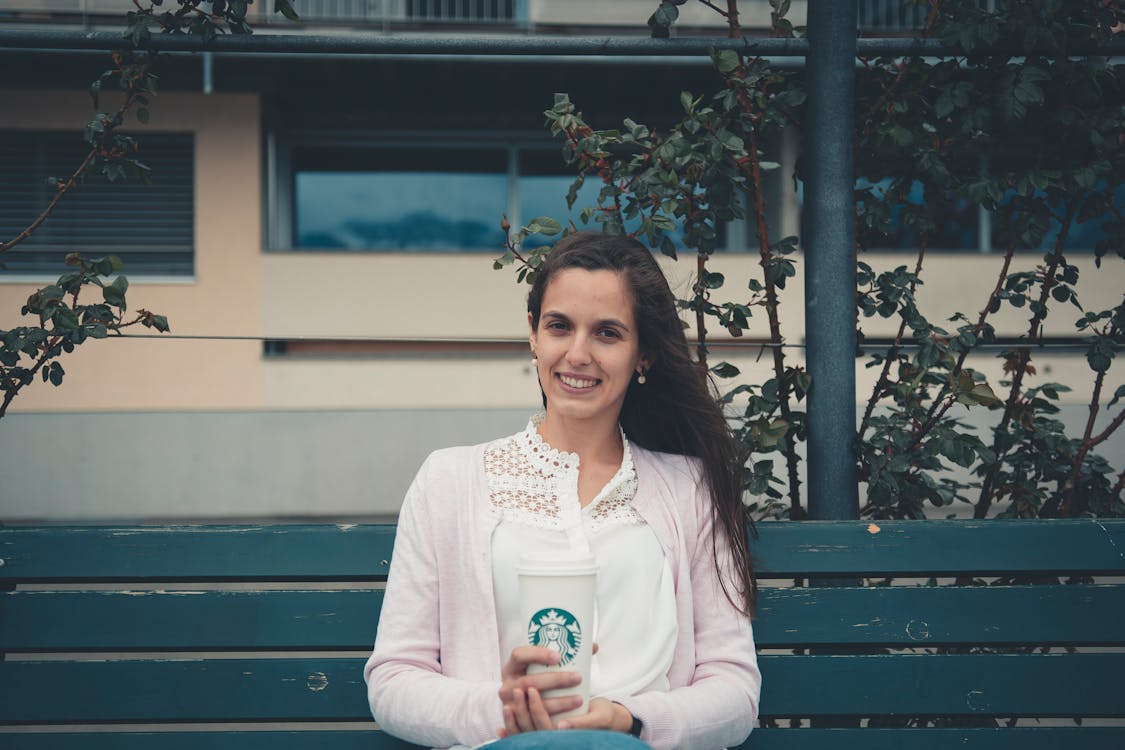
[0,1,1120,519]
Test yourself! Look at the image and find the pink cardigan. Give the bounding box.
[364,439,761,750]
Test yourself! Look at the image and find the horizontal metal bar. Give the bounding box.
[1,29,1123,57]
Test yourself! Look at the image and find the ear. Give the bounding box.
[528,312,538,351]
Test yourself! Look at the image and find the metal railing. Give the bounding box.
[292,0,516,25]
[858,0,998,32]
[0,0,521,27]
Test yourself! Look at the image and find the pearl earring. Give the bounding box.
[637,370,647,385]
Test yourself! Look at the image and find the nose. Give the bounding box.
[565,334,593,366]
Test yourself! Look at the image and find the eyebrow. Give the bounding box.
[542,310,632,333]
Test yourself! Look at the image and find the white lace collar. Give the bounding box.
[484,415,643,533]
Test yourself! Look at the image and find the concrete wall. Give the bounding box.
[2,403,1119,521]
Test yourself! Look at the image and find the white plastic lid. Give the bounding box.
[517,554,599,576]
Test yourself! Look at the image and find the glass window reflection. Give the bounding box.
[294,147,507,251]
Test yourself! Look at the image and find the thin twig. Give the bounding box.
[0,150,96,255]
[744,122,801,516]
[976,200,1078,518]
[697,0,732,21]
[858,240,928,440]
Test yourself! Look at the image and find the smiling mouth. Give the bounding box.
[558,374,599,389]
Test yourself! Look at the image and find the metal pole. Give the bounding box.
[803,0,859,521]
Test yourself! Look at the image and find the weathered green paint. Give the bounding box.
[753,584,1124,647]
[2,520,1123,747]
[749,518,1125,577]
[1,589,385,651]
[0,525,396,582]
[2,653,1120,724]
[0,658,370,722]
[757,653,1125,716]
[743,727,1125,750]
[0,732,421,750]
[4,583,1120,652]
[3,727,1123,750]
[3,519,1123,582]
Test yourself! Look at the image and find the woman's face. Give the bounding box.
[529,268,646,428]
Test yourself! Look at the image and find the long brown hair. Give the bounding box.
[527,231,757,616]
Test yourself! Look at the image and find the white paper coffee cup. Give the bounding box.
[517,554,598,719]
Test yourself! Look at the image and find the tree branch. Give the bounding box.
[858,239,928,440]
[976,199,1078,518]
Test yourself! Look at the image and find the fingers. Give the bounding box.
[505,687,584,734]
[498,669,582,704]
[538,690,583,718]
[499,681,585,738]
[555,697,616,732]
[503,646,561,674]
[510,687,535,734]
[526,686,553,729]
[525,669,583,693]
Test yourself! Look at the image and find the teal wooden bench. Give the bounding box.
[2,519,1123,749]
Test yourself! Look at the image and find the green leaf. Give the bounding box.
[712,49,740,74]
[52,307,79,332]
[967,382,1003,409]
[717,129,744,152]
[660,234,677,260]
[526,216,563,236]
[710,361,740,378]
[702,271,725,289]
[647,2,678,37]
[274,0,300,21]
[103,276,128,309]
[136,107,150,125]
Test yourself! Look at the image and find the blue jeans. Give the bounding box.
[487,730,652,749]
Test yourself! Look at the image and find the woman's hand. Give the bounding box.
[556,698,635,733]
[497,646,583,737]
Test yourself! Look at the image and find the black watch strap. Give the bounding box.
[629,714,644,738]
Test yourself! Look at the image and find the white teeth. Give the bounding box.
[560,374,597,389]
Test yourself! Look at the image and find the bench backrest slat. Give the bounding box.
[758,653,1125,716]
[0,525,396,582]
[4,519,1124,581]
[3,653,1122,723]
[750,519,1125,576]
[4,584,1122,651]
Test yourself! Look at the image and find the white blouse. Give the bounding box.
[487,416,678,699]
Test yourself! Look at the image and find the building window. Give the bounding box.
[0,131,194,276]
[849,177,1120,254]
[293,146,507,251]
[274,134,745,253]
[292,0,517,25]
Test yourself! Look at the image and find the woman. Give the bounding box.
[365,232,761,750]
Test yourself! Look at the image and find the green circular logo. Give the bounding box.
[527,608,583,667]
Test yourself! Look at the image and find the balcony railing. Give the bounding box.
[858,0,999,33]
[0,0,521,27]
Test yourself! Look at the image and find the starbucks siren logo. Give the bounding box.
[527,608,582,666]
